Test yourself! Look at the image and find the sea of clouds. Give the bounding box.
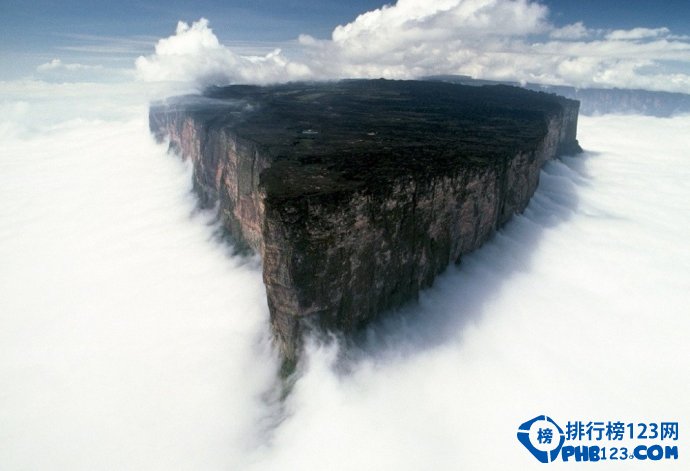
[2,0,690,469]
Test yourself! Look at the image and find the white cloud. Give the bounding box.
[57,32,157,55]
[34,58,133,84]
[37,58,103,72]
[549,21,590,40]
[135,2,690,94]
[299,0,551,80]
[0,90,280,469]
[135,18,312,89]
[296,0,690,92]
[606,27,671,41]
[331,0,550,44]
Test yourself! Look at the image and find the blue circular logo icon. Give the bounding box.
[517,415,565,463]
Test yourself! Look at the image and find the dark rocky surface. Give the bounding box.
[427,74,690,117]
[149,79,581,366]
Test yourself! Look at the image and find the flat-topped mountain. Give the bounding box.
[149,79,581,367]
[426,74,690,117]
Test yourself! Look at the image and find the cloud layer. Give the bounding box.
[135,19,311,88]
[135,1,690,93]
[0,91,281,470]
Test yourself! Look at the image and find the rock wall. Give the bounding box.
[150,111,270,252]
[150,86,581,363]
[260,110,579,359]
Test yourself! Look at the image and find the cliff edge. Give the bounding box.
[149,79,581,364]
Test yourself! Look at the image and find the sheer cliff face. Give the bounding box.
[150,80,581,361]
[151,114,270,252]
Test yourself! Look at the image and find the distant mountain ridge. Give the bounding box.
[426,75,690,117]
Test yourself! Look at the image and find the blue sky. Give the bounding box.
[3,0,688,58]
[2,0,690,91]
[2,1,386,62]
[547,0,690,33]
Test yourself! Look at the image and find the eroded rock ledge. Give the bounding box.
[149,79,581,363]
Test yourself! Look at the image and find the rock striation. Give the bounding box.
[149,79,581,364]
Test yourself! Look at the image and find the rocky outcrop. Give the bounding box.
[150,80,581,364]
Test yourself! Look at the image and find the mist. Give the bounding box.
[0,90,280,470]
[1,81,688,471]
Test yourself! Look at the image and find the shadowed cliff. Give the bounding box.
[149,79,582,368]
